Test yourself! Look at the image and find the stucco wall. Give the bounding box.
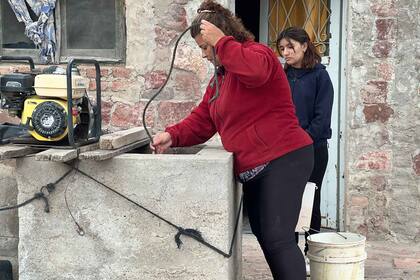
[345,0,419,243]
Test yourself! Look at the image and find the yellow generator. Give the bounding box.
[0,56,102,147]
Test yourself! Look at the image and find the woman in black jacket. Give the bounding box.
[276,27,334,254]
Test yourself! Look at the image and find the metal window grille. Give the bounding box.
[268,0,331,56]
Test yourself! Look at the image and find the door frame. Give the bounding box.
[337,0,347,231]
[258,0,347,230]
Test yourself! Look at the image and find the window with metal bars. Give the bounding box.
[268,0,331,56]
[0,0,125,63]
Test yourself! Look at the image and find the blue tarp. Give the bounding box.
[7,0,56,63]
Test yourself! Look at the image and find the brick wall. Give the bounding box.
[346,0,419,243]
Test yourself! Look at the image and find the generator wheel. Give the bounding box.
[31,101,67,138]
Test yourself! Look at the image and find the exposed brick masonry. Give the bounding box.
[348,0,419,251]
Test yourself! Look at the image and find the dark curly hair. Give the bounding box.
[190,0,254,43]
[276,27,321,69]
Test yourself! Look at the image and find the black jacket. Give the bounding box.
[286,63,334,145]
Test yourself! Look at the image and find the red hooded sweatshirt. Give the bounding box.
[165,36,312,175]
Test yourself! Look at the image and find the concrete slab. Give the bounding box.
[15,145,242,280]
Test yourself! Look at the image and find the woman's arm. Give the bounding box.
[215,36,277,87]
[199,20,277,88]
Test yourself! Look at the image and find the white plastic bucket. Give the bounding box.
[307,232,367,280]
[295,182,316,232]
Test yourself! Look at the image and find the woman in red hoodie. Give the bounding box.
[152,1,313,279]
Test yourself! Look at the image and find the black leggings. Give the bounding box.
[243,145,314,280]
[308,142,329,231]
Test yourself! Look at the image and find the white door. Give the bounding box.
[259,0,345,230]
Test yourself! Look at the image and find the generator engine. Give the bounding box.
[0,72,34,117]
[0,67,94,143]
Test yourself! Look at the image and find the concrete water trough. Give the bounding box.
[15,144,242,280]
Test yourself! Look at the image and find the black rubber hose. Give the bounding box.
[141,25,220,145]
[141,26,193,143]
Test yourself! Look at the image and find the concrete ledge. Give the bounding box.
[16,145,242,280]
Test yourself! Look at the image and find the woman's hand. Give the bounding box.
[200,19,225,47]
[151,132,172,154]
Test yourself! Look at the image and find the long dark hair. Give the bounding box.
[276,27,321,69]
[190,0,254,43]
